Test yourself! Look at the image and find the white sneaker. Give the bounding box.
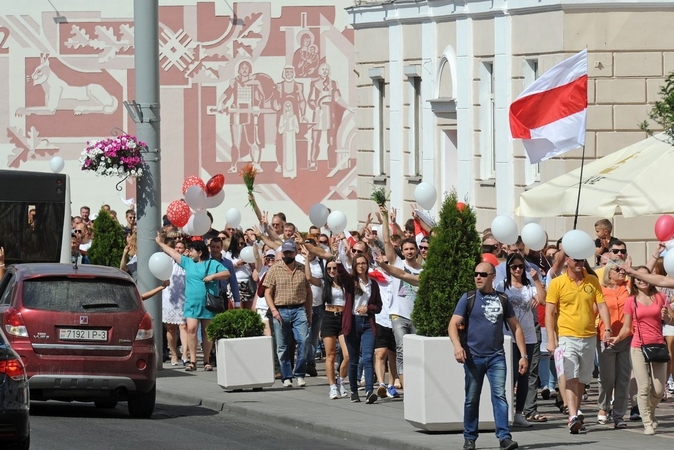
[296,377,306,387]
[283,379,292,388]
[513,413,532,428]
[337,379,348,397]
[329,385,339,400]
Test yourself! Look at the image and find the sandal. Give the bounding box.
[204,363,213,371]
[185,361,197,371]
[597,414,608,425]
[526,412,548,422]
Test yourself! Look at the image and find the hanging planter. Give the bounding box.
[79,134,146,179]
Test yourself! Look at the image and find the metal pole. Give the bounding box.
[572,145,586,230]
[129,0,162,369]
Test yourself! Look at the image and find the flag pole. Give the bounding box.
[572,145,586,230]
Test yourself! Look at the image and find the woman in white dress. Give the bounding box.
[162,238,188,365]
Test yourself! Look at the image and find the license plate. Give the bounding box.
[59,328,108,341]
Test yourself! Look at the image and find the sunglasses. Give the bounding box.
[74,230,83,234]
[573,259,585,264]
[327,266,338,271]
[610,249,627,255]
[419,246,429,250]
[351,249,364,254]
[610,267,626,273]
[510,264,524,270]
[319,240,329,244]
[474,272,493,278]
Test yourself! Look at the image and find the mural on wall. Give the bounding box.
[0,1,356,216]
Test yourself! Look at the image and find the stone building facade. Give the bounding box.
[348,0,674,264]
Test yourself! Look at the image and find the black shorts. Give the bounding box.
[321,311,343,337]
[374,323,396,351]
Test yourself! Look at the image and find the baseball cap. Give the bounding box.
[281,240,297,252]
[265,249,276,258]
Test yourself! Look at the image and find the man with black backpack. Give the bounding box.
[448,262,529,450]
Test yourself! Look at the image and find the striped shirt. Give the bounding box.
[262,261,310,306]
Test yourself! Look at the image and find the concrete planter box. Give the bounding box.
[216,336,275,391]
[403,334,513,432]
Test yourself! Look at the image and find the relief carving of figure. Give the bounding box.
[272,66,306,173]
[292,31,319,78]
[278,101,299,179]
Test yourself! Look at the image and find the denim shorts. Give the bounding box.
[321,311,343,337]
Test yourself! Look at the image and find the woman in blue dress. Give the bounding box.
[156,234,230,371]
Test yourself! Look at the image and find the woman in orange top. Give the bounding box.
[597,261,631,428]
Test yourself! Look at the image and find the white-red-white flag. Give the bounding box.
[509,49,588,164]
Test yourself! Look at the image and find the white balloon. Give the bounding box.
[309,203,330,228]
[225,208,241,228]
[184,185,206,210]
[185,215,196,235]
[521,223,547,251]
[50,156,65,173]
[203,189,225,209]
[665,240,674,251]
[240,246,256,264]
[491,216,519,245]
[414,182,437,210]
[561,229,595,260]
[148,252,173,281]
[191,211,210,236]
[664,251,674,275]
[327,211,348,234]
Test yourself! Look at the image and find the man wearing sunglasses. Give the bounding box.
[546,254,612,435]
[448,262,527,450]
[594,240,628,282]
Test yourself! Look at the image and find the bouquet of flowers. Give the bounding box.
[240,163,258,209]
[79,134,146,178]
[370,186,390,206]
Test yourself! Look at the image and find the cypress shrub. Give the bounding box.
[88,208,126,267]
[411,191,481,337]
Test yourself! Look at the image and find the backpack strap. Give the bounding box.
[495,291,511,331]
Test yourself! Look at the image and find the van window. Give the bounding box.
[21,277,140,312]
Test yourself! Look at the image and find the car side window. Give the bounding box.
[0,273,15,305]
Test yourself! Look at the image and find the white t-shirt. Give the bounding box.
[371,268,393,328]
[388,258,422,319]
[353,279,371,315]
[494,281,538,345]
[329,285,346,307]
[295,255,325,307]
[225,251,253,282]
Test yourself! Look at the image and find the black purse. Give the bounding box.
[205,261,227,314]
[634,297,670,363]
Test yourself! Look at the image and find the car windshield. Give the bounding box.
[21,277,139,312]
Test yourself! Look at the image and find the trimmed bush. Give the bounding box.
[88,208,126,267]
[411,191,481,337]
[207,308,265,340]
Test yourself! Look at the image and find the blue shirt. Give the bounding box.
[212,256,241,306]
[454,290,515,358]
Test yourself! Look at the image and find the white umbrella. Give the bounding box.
[518,133,674,218]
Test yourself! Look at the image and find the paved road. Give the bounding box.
[29,394,383,450]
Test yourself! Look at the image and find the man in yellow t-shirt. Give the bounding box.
[546,254,612,435]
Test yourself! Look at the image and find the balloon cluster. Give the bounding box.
[308,203,348,234]
[166,174,227,235]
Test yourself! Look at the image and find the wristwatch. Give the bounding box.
[520,355,528,359]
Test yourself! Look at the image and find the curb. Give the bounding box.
[156,385,437,450]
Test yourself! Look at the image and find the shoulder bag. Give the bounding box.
[205,261,227,314]
[634,296,670,363]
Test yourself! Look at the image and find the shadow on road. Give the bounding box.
[29,400,218,419]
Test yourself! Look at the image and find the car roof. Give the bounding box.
[10,263,135,283]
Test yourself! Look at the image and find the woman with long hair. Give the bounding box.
[161,237,189,366]
[225,231,258,309]
[494,253,546,425]
[304,252,350,399]
[155,235,230,372]
[343,254,382,404]
[612,265,673,435]
[597,261,631,428]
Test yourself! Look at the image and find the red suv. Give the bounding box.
[0,264,156,418]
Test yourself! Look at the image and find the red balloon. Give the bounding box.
[482,253,500,267]
[166,200,191,228]
[655,215,674,242]
[457,202,466,212]
[206,174,225,197]
[182,176,206,196]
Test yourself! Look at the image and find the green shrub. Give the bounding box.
[206,308,265,340]
[411,190,481,337]
[88,208,126,267]
[640,71,674,144]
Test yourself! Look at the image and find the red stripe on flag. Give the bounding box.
[510,75,588,139]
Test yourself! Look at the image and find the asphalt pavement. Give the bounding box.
[156,358,674,450]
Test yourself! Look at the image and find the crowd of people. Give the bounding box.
[63,200,674,450]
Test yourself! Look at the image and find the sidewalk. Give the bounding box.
[156,359,674,449]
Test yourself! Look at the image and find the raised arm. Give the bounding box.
[249,192,263,223]
[155,233,181,263]
[0,247,5,279]
[304,241,333,260]
[646,242,666,272]
[625,265,674,288]
[379,205,397,265]
[300,247,322,287]
[377,256,419,286]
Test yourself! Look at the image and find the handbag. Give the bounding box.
[634,296,670,363]
[205,261,227,314]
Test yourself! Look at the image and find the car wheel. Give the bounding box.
[127,384,156,418]
[94,401,118,409]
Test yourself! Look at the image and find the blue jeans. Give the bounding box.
[463,352,511,442]
[346,316,375,394]
[272,306,309,381]
[306,305,325,368]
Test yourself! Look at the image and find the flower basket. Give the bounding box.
[79,134,146,178]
